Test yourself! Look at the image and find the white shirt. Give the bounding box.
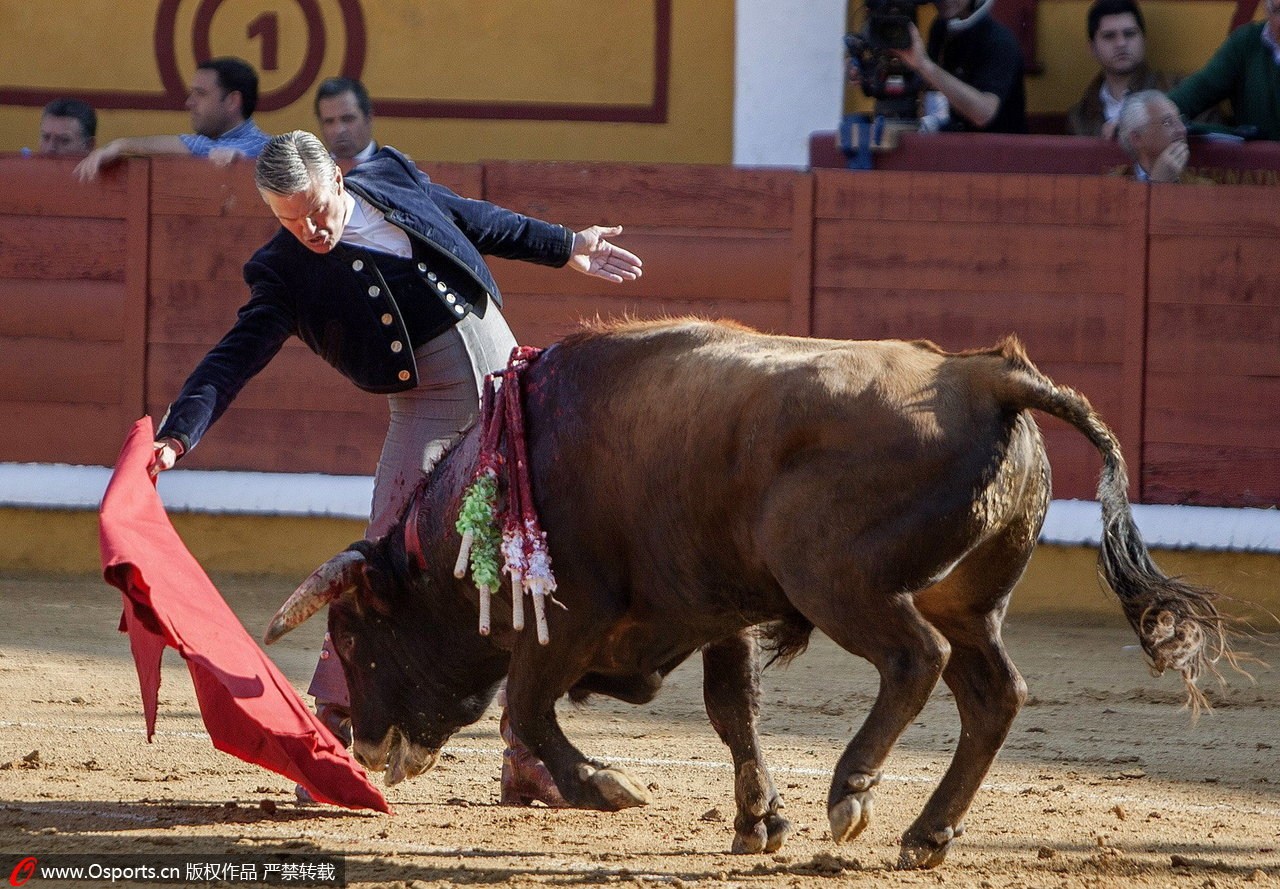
[1099,82,1125,124]
[340,194,412,258]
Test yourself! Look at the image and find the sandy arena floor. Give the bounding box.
[1,570,1277,888]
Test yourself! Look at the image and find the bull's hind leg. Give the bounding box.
[813,598,951,847]
[904,531,1035,868]
[702,631,792,853]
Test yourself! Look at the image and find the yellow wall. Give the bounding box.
[0,0,735,163]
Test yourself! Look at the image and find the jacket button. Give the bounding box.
[398,370,411,382]
[427,272,437,281]
[417,262,427,273]
[446,293,456,304]
[390,340,403,353]
[352,259,364,272]
[368,285,380,297]
[436,281,446,292]
[380,313,393,325]
[454,305,465,315]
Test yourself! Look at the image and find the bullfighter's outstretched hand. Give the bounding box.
[569,225,643,283]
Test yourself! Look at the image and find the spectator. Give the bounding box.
[1116,90,1197,181]
[314,77,377,171]
[1068,0,1170,138]
[1168,1,1280,140]
[146,131,642,804]
[75,57,269,180]
[39,98,96,155]
[894,0,1028,133]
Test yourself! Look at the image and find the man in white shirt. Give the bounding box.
[314,77,377,172]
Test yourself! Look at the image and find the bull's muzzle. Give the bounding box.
[263,549,365,644]
[354,727,439,786]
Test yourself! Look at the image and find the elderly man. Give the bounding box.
[148,130,642,803]
[314,77,377,171]
[1168,0,1280,140]
[75,57,269,180]
[39,98,96,155]
[1116,90,1196,182]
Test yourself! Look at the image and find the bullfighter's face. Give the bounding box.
[261,174,352,254]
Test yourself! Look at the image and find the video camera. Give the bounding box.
[844,0,931,115]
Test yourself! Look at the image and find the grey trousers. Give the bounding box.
[307,307,517,705]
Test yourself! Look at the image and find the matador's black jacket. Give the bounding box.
[156,146,574,455]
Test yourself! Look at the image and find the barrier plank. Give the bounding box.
[0,401,131,466]
[482,161,801,229]
[0,338,123,403]
[1144,443,1280,508]
[0,156,128,218]
[487,229,791,299]
[0,279,124,339]
[0,216,125,280]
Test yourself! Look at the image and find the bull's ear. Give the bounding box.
[264,548,366,644]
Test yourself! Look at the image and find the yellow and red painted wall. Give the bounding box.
[2,1,1275,165]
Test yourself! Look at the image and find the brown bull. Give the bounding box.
[266,318,1230,868]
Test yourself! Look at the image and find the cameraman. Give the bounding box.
[898,0,1027,132]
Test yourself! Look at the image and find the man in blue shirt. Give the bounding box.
[75,57,270,180]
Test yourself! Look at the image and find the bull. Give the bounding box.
[265,318,1231,868]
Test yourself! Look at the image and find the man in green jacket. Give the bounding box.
[1168,7,1280,140]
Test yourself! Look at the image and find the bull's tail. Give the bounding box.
[985,337,1234,713]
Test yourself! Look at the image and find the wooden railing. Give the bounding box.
[1,153,1275,507]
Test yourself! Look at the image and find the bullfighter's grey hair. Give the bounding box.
[255,130,338,196]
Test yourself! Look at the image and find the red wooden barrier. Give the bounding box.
[0,155,148,466]
[481,161,812,345]
[810,170,1149,501]
[1144,186,1280,507]
[0,154,1274,508]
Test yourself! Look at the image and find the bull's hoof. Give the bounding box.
[732,813,793,854]
[828,791,875,844]
[898,821,964,869]
[576,763,651,810]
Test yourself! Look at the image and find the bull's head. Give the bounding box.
[264,540,508,786]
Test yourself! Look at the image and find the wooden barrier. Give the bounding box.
[1144,185,1280,507]
[0,155,148,466]
[810,170,1148,500]
[809,130,1280,182]
[481,161,813,344]
[0,154,1275,508]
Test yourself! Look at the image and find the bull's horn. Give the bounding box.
[263,549,366,644]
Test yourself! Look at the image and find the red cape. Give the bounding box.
[99,418,390,813]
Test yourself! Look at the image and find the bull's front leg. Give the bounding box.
[703,632,792,854]
[503,672,651,811]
